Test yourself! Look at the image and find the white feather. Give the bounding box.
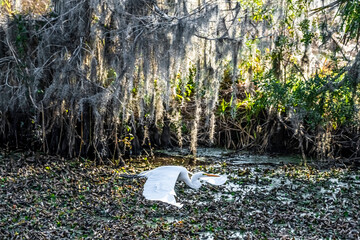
[139,166,227,207]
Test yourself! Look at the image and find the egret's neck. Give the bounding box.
[188,172,203,189]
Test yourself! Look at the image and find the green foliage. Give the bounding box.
[174,66,196,102]
[239,38,266,82]
[239,0,274,23]
[218,97,232,118]
[313,0,360,43]
[338,0,360,43]
[248,69,355,130]
[229,0,359,135]
[299,18,315,47]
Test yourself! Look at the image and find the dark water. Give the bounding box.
[139,147,302,167]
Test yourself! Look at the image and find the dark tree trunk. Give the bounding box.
[161,117,173,148]
[150,123,161,147]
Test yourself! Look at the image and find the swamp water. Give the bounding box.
[127,148,360,239]
[1,149,359,239]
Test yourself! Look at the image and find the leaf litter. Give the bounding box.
[0,150,359,239]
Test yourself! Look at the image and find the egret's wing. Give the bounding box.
[200,175,227,185]
[138,170,150,177]
[141,166,184,207]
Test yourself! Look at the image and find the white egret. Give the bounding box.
[139,166,227,207]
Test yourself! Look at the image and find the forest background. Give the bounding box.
[0,0,359,164]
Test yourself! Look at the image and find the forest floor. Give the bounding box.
[0,149,360,239]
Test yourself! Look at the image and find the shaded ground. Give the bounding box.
[0,150,359,239]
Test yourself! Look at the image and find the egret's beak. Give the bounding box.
[204,173,220,177]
